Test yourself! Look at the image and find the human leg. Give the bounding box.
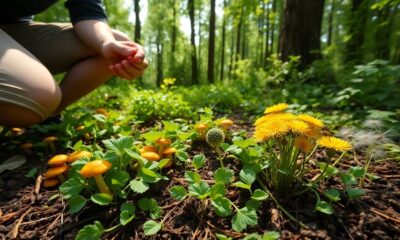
[0,28,61,127]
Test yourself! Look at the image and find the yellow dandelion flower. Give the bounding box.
[287,120,309,135]
[317,136,352,151]
[254,112,296,126]
[297,114,324,128]
[264,103,289,114]
[304,126,322,139]
[254,121,290,141]
[294,136,315,153]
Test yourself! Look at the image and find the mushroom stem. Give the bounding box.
[94,175,112,196]
[222,127,228,137]
[200,130,206,140]
[158,146,165,158]
[49,142,56,152]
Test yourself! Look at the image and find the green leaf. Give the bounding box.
[143,220,162,236]
[138,198,158,211]
[242,233,259,240]
[163,120,180,132]
[251,189,268,201]
[210,183,226,199]
[158,159,171,169]
[245,199,260,211]
[170,186,187,201]
[68,195,87,214]
[25,168,38,178]
[232,181,251,190]
[0,155,26,174]
[91,193,113,205]
[349,166,365,178]
[60,176,85,198]
[120,202,135,226]
[184,171,201,184]
[262,231,281,240]
[340,173,357,186]
[130,179,149,193]
[231,208,258,232]
[239,168,256,185]
[177,132,194,142]
[324,189,341,202]
[318,162,339,177]
[103,136,134,155]
[75,221,104,240]
[211,197,232,217]
[346,188,365,200]
[215,233,233,240]
[176,150,189,162]
[233,137,257,148]
[315,200,334,214]
[111,170,130,188]
[214,168,234,184]
[192,154,206,170]
[142,131,164,143]
[141,167,159,178]
[188,181,211,200]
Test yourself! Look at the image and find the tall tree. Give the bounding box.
[345,0,368,63]
[220,0,227,81]
[133,0,141,43]
[188,0,199,84]
[279,0,325,68]
[326,0,335,46]
[207,0,216,83]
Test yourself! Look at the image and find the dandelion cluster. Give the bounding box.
[254,103,351,153]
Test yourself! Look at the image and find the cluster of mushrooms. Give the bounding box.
[194,118,234,141]
[139,138,176,168]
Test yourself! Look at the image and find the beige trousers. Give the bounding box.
[0,22,95,120]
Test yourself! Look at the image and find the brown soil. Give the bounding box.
[0,124,399,240]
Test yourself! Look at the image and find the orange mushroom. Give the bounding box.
[139,146,157,154]
[218,119,234,136]
[43,178,60,188]
[43,136,58,152]
[141,152,161,161]
[45,165,68,182]
[195,123,208,140]
[80,160,112,196]
[162,147,176,168]
[68,151,92,163]
[155,138,171,157]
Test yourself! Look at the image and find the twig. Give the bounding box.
[206,221,245,238]
[20,213,59,226]
[44,213,61,236]
[10,208,32,239]
[0,207,29,225]
[34,175,42,194]
[161,200,181,210]
[370,208,400,224]
[191,200,208,240]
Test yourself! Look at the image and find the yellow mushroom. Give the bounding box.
[68,151,92,163]
[195,123,208,140]
[139,146,157,154]
[45,165,68,182]
[43,178,60,188]
[218,119,234,136]
[43,136,58,152]
[155,138,171,157]
[141,152,161,161]
[162,147,176,168]
[80,160,113,196]
[47,154,69,166]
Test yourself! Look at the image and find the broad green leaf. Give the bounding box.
[214,168,234,184]
[60,176,85,198]
[215,233,233,240]
[324,189,341,202]
[349,166,365,178]
[188,181,211,200]
[91,193,113,205]
[158,159,170,169]
[210,183,226,199]
[176,150,189,162]
[141,167,159,178]
[340,173,357,186]
[25,168,38,178]
[163,120,180,132]
[138,198,158,211]
[251,189,268,201]
[111,170,130,188]
[239,168,256,185]
[141,131,164,143]
[346,188,365,200]
[170,186,187,201]
[211,197,232,217]
[318,162,339,177]
[192,154,206,170]
[184,171,201,184]
[125,149,147,163]
[75,221,104,240]
[233,137,257,148]
[231,208,258,232]
[177,132,194,142]
[68,195,87,214]
[232,181,251,190]
[242,233,259,240]
[103,136,134,155]
[315,200,334,214]
[120,202,135,225]
[245,199,260,211]
[143,220,162,236]
[130,179,149,193]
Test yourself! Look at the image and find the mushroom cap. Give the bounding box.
[47,154,69,165]
[141,152,160,161]
[11,127,25,135]
[95,108,109,116]
[43,178,60,188]
[68,150,92,163]
[45,165,69,178]
[75,125,85,131]
[219,119,234,127]
[163,147,177,155]
[43,136,58,142]
[20,143,33,149]
[139,146,157,154]
[80,160,112,178]
[156,138,171,146]
[195,123,208,131]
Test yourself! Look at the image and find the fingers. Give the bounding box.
[109,59,145,80]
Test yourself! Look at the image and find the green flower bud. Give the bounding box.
[206,128,225,147]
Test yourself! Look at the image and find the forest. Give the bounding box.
[0,0,399,239]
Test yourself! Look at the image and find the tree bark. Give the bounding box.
[327,0,334,46]
[207,0,216,83]
[219,0,227,81]
[345,0,368,63]
[279,0,325,68]
[133,0,141,43]
[188,0,198,84]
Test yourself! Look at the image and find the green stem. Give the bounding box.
[104,223,121,232]
[360,155,373,187]
[94,175,113,197]
[215,147,224,168]
[257,177,308,228]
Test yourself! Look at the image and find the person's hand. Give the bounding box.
[101,40,148,80]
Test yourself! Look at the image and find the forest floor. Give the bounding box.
[0,120,399,240]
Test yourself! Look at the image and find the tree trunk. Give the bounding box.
[219,0,227,81]
[279,0,325,68]
[327,0,334,46]
[235,6,243,62]
[263,0,270,67]
[156,31,163,86]
[345,0,368,63]
[207,0,216,83]
[133,0,141,43]
[188,0,198,84]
